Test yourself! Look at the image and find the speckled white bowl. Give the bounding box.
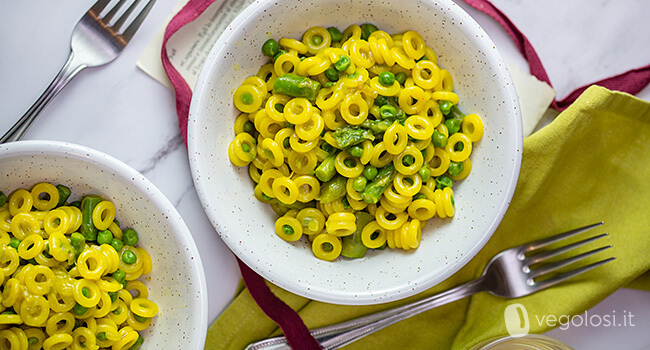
[189,0,522,305]
[0,141,207,348]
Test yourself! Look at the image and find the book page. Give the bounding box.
[136,0,255,90]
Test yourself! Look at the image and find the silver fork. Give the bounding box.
[246,222,615,350]
[0,0,156,143]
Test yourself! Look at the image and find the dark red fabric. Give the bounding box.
[237,259,322,349]
[160,0,215,145]
[463,0,650,110]
[160,1,321,349]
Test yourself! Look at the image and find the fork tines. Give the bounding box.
[90,0,156,40]
[523,222,615,288]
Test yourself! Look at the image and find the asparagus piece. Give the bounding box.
[333,126,375,148]
[314,155,337,182]
[341,212,374,258]
[317,175,347,204]
[360,164,397,204]
[272,74,321,101]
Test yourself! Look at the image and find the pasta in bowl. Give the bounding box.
[227,24,486,262]
[189,0,522,305]
[0,141,208,348]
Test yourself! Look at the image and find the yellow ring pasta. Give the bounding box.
[92,201,116,231]
[31,183,60,212]
[311,233,342,261]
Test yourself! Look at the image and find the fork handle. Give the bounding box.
[245,277,486,350]
[0,51,86,143]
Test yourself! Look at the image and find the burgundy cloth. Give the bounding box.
[159,0,650,348]
[463,0,650,110]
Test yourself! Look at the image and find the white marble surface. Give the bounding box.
[1,0,649,348]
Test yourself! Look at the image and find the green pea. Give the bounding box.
[360,23,378,40]
[282,225,294,235]
[272,49,287,62]
[395,72,407,85]
[73,303,88,315]
[121,250,137,264]
[82,287,90,298]
[261,39,279,57]
[108,291,118,302]
[343,158,355,168]
[123,229,139,246]
[243,121,254,133]
[352,177,367,192]
[28,337,38,346]
[0,191,5,206]
[445,118,460,135]
[448,162,464,176]
[113,307,122,315]
[324,67,339,82]
[111,238,124,252]
[112,269,126,283]
[454,142,464,152]
[418,167,431,182]
[311,35,323,46]
[241,143,251,153]
[374,95,391,106]
[435,175,453,189]
[402,155,415,166]
[432,130,448,148]
[378,71,395,86]
[413,193,428,200]
[9,237,20,250]
[348,145,364,158]
[97,332,108,341]
[439,100,453,115]
[133,314,148,323]
[97,230,113,245]
[334,55,351,72]
[240,92,254,105]
[363,166,378,180]
[379,104,397,119]
[327,27,343,42]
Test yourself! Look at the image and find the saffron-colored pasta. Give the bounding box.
[229,24,485,260]
[0,183,156,349]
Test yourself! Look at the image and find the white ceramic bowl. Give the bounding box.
[189,0,522,305]
[0,141,208,349]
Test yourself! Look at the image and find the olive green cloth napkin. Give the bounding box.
[205,85,650,349]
